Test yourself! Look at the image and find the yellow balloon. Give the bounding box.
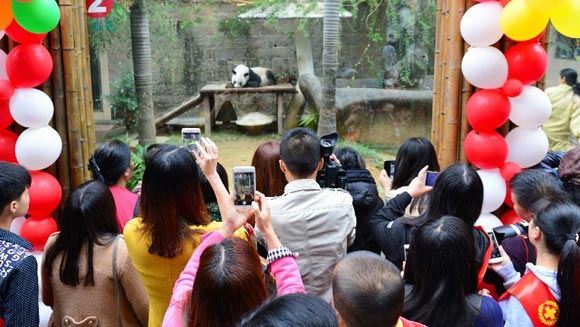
[524,0,559,12]
[551,0,580,38]
[500,0,550,41]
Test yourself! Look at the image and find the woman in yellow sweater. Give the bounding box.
[543,68,579,152]
[124,145,246,327]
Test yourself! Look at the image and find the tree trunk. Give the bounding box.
[318,0,340,136]
[130,0,156,145]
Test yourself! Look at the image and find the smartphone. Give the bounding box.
[233,166,256,207]
[425,171,439,187]
[181,128,201,152]
[384,160,396,178]
[403,244,410,262]
[488,231,503,264]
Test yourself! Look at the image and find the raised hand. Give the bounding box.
[407,166,433,198]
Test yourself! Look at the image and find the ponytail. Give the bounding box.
[88,141,131,186]
[560,68,579,96]
[534,203,580,327]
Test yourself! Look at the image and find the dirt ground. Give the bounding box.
[164,131,395,197]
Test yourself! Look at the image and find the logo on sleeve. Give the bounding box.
[538,300,559,326]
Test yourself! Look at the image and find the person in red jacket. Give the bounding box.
[332,251,425,327]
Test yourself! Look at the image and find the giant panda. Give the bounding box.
[231,64,276,88]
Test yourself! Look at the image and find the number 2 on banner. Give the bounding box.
[88,0,106,13]
[86,0,113,19]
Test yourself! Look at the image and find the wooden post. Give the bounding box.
[203,95,212,136]
[277,93,284,134]
[431,0,467,168]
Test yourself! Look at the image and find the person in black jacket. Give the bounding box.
[335,147,384,254]
[370,164,488,272]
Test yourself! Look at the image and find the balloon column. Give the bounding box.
[458,0,575,230]
[1,0,62,250]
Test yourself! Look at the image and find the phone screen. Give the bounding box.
[384,160,396,178]
[488,231,502,260]
[234,171,256,206]
[425,171,439,187]
[182,130,201,151]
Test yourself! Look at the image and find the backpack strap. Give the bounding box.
[112,235,123,327]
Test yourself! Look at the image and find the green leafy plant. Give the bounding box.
[109,72,139,132]
[127,144,147,191]
[299,107,319,130]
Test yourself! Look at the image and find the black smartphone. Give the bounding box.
[488,231,503,264]
[425,171,439,187]
[233,166,256,207]
[384,160,396,177]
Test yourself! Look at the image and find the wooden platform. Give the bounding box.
[200,83,296,135]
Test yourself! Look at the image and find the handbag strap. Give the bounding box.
[112,235,123,327]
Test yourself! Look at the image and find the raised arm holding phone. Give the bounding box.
[162,138,305,327]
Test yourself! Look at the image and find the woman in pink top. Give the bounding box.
[88,140,138,230]
[163,138,305,327]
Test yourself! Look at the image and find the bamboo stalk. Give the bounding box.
[60,0,85,186]
[49,19,72,199]
[71,4,90,181]
[431,0,446,161]
[80,0,96,159]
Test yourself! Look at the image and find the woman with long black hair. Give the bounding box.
[42,181,148,326]
[403,216,503,327]
[497,202,580,326]
[379,137,439,216]
[371,164,485,271]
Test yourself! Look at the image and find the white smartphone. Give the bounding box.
[403,244,410,262]
[181,128,201,152]
[233,166,256,207]
[488,231,503,264]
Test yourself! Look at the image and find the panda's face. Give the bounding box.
[232,65,250,88]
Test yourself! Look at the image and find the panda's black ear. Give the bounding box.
[244,73,249,77]
[232,70,236,75]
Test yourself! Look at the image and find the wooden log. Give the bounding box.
[431,0,447,162]
[79,0,96,166]
[155,94,203,127]
[72,4,90,181]
[60,0,85,186]
[49,22,72,198]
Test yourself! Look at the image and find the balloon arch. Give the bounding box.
[1,0,579,248]
[1,0,95,250]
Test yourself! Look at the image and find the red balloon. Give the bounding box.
[501,162,522,182]
[464,130,508,169]
[504,184,514,207]
[19,216,58,251]
[0,100,14,129]
[506,43,548,85]
[500,209,522,225]
[5,44,53,88]
[0,80,14,100]
[0,129,18,162]
[28,171,63,216]
[502,79,524,97]
[5,20,47,44]
[466,90,511,131]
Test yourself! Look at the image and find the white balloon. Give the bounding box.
[475,212,503,232]
[461,47,508,89]
[9,89,54,128]
[509,86,552,128]
[506,127,549,168]
[460,2,504,47]
[477,168,506,213]
[15,126,62,171]
[0,49,7,80]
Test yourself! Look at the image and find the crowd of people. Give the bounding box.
[0,68,578,327]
